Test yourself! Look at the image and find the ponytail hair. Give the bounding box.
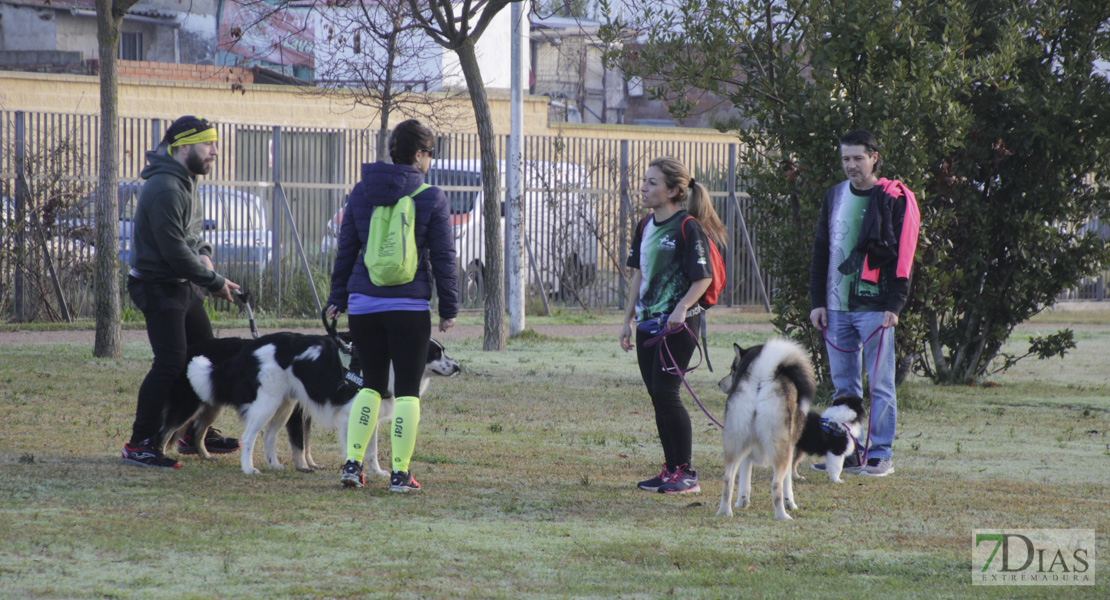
[648,156,727,247]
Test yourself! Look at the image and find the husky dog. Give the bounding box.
[157,333,459,475]
[715,338,816,521]
[793,395,866,483]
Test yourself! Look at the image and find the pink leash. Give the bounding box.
[820,323,889,467]
[644,323,725,429]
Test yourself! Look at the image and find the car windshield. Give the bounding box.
[426,168,481,215]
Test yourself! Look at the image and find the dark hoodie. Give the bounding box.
[326,162,459,319]
[128,150,224,291]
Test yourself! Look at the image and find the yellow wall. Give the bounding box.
[0,71,737,144]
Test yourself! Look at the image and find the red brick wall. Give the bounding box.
[116,61,253,85]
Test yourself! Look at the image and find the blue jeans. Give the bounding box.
[824,310,896,461]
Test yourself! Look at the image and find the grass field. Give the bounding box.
[0,312,1107,599]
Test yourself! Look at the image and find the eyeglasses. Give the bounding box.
[422,147,436,158]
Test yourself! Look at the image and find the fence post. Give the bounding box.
[13,111,27,322]
[618,139,629,304]
[726,144,737,307]
[151,118,163,150]
[729,145,772,312]
[271,126,283,312]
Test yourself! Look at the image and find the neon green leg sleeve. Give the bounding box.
[391,396,421,473]
[346,388,382,463]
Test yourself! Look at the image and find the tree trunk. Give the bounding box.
[376,27,400,163]
[455,40,505,351]
[93,1,126,359]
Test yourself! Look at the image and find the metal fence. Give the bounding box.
[3,109,1104,322]
[1,110,780,321]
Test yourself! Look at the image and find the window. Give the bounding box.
[119,32,143,61]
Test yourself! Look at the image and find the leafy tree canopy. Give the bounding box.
[602,0,1110,383]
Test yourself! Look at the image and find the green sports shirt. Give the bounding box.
[627,210,713,323]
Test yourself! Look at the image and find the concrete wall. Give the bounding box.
[0,1,216,64]
[0,70,737,144]
[0,3,60,53]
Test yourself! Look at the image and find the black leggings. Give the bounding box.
[348,310,431,398]
[128,277,213,444]
[635,314,700,469]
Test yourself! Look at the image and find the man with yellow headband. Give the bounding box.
[122,115,241,469]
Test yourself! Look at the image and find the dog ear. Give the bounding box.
[733,343,745,357]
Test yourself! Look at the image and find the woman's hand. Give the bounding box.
[620,322,634,352]
[666,307,687,332]
[439,317,456,332]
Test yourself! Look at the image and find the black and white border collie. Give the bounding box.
[793,395,866,484]
[156,333,459,475]
[715,338,816,521]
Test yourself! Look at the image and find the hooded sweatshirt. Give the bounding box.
[128,150,225,291]
[326,162,459,320]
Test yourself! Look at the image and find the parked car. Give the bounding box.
[68,183,273,271]
[194,186,273,271]
[428,159,598,302]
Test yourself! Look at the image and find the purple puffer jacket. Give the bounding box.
[326,162,459,319]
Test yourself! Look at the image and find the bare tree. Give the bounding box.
[222,0,522,350]
[312,1,465,160]
[224,1,465,161]
[408,0,522,351]
[93,0,142,358]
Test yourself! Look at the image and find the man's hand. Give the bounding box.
[883,311,899,328]
[810,307,827,329]
[439,317,456,332]
[214,279,240,302]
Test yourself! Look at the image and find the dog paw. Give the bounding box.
[830,477,844,484]
[716,506,733,517]
[785,499,798,510]
[734,496,750,509]
[791,473,805,480]
[295,466,315,473]
[243,468,261,475]
[774,512,794,521]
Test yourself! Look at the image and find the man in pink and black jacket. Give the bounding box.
[808,130,920,478]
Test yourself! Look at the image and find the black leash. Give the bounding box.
[234,290,258,340]
[321,310,354,355]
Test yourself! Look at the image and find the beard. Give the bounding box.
[185,147,213,175]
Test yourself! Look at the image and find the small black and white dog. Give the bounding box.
[157,333,459,475]
[792,395,866,484]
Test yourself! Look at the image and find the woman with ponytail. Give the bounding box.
[620,157,726,494]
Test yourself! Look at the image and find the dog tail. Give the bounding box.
[187,355,217,404]
[770,339,817,412]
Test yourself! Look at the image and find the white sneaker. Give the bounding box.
[859,458,893,477]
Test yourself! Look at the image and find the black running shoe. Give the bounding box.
[658,463,700,494]
[121,439,181,469]
[340,460,365,488]
[178,428,241,455]
[389,470,421,492]
[637,463,673,492]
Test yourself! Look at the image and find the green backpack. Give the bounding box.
[364,183,430,286]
